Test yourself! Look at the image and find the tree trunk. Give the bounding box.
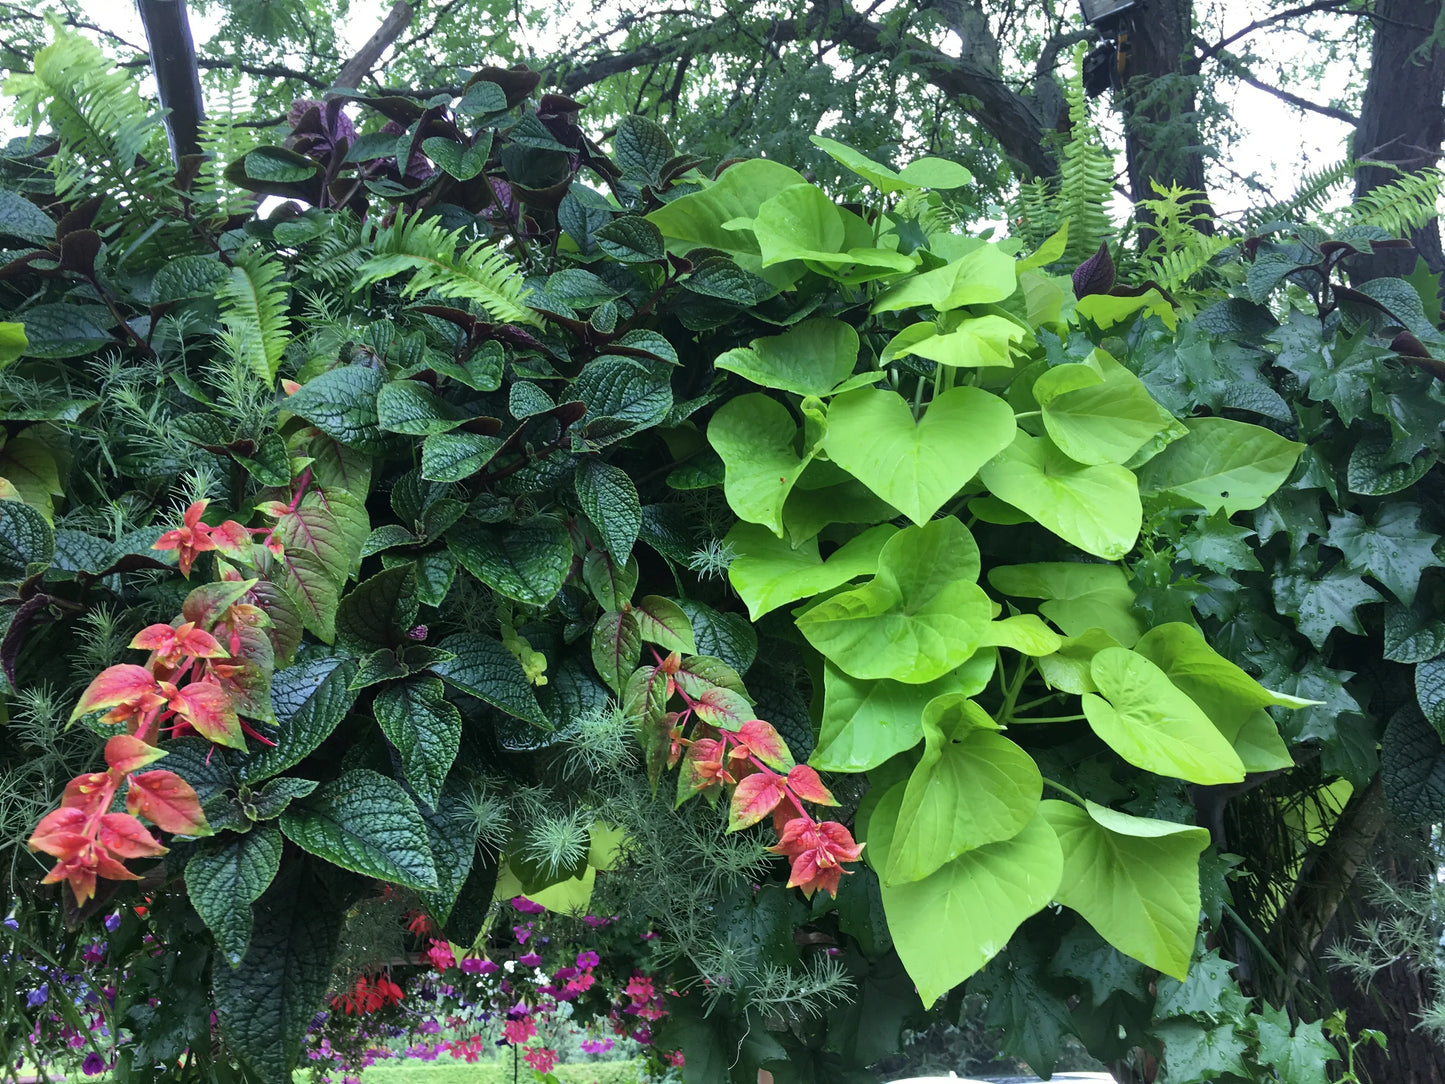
[1351,0,1445,285]
[136,0,204,164]
[1116,0,1212,220]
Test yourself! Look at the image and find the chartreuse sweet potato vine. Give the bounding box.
[6,22,1412,1084]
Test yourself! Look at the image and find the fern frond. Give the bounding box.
[5,24,170,206]
[216,248,292,386]
[194,76,260,214]
[1347,169,1444,235]
[1136,182,1232,292]
[355,212,539,326]
[1055,44,1115,264]
[303,216,371,289]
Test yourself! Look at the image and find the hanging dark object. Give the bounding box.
[137,0,205,165]
[1078,0,1136,27]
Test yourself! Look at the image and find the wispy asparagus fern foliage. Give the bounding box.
[356,212,539,326]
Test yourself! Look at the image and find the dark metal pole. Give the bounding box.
[136,0,205,164]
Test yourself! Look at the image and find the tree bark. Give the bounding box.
[1351,0,1445,283]
[1115,0,1214,225]
[334,0,414,90]
[135,0,204,163]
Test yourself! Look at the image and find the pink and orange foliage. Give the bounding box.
[26,501,286,905]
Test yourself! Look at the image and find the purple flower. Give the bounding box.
[81,1053,105,1076]
[575,951,599,969]
[517,952,542,967]
[103,914,121,932]
[81,942,106,964]
[419,1019,441,1035]
[512,925,532,945]
[580,1038,614,1054]
[4,916,19,930]
[510,896,546,914]
[26,985,48,1008]
[554,966,578,981]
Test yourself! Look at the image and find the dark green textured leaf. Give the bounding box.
[213,862,342,1084]
[430,631,550,728]
[234,434,293,486]
[1177,513,1262,577]
[573,358,673,440]
[1417,655,1445,738]
[684,257,778,304]
[575,458,641,564]
[411,549,457,607]
[417,786,477,924]
[447,515,572,606]
[377,380,467,435]
[280,768,438,889]
[162,738,247,833]
[13,303,112,358]
[1049,925,1148,1008]
[613,114,673,184]
[0,498,52,578]
[1152,949,1250,1020]
[1385,600,1445,664]
[284,366,386,454]
[596,216,664,262]
[241,146,321,183]
[240,657,360,783]
[335,566,417,653]
[152,254,231,303]
[1271,561,1383,648]
[361,524,419,557]
[187,825,284,966]
[972,946,1073,1077]
[1346,435,1434,496]
[591,610,640,696]
[247,777,318,820]
[0,187,54,243]
[675,599,757,674]
[421,432,504,482]
[1382,705,1445,824]
[374,677,462,808]
[1326,504,1443,606]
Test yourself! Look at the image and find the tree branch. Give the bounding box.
[1193,0,1358,67]
[334,0,413,89]
[1214,49,1359,125]
[137,0,206,163]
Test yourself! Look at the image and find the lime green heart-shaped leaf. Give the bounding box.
[882,314,1026,368]
[987,562,1142,646]
[1035,351,1175,465]
[709,393,818,536]
[872,243,1017,313]
[811,653,994,772]
[886,695,1042,884]
[797,518,992,683]
[869,784,1062,1009]
[725,521,896,620]
[1084,647,1246,785]
[715,317,860,396]
[1137,416,1304,516]
[823,386,1016,526]
[1039,799,1209,979]
[979,432,1142,560]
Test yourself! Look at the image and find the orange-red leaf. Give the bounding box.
[125,770,210,835]
[168,679,245,749]
[728,771,787,832]
[60,772,114,816]
[70,664,160,722]
[28,807,89,857]
[210,520,252,562]
[734,719,795,772]
[785,764,837,806]
[97,812,168,858]
[105,734,167,774]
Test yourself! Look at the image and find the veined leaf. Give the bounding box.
[280,769,438,890]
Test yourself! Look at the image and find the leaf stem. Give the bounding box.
[1042,777,1086,805]
[1010,713,1086,723]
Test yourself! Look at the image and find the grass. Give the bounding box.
[294,1059,640,1084]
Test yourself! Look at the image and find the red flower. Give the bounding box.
[153,501,218,577]
[770,818,864,899]
[523,1047,558,1074]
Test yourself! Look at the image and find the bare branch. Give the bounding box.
[335,1,413,89]
[1193,0,1358,66]
[1214,49,1359,125]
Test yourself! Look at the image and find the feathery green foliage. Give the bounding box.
[1346,168,1445,235]
[216,246,293,386]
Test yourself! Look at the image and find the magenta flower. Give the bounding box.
[510,896,546,914]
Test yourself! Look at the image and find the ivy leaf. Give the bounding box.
[283,366,386,454]
[213,862,343,1083]
[1177,513,1263,577]
[972,945,1075,1078]
[1049,925,1147,1008]
[575,458,641,564]
[885,695,1041,885]
[447,515,572,606]
[430,632,549,729]
[1271,560,1383,648]
[187,825,283,966]
[797,518,993,684]
[1255,1007,1341,1083]
[868,783,1062,1009]
[1039,800,1209,980]
[1154,1019,1248,1083]
[280,768,438,889]
[1325,504,1443,606]
[239,656,360,783]
[822,386,1016,527]
[373,677,462,809]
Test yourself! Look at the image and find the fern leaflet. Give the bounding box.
[217,248,292,386]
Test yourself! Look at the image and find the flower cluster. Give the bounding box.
[27,500,285,905]
[330,973,406,1016]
